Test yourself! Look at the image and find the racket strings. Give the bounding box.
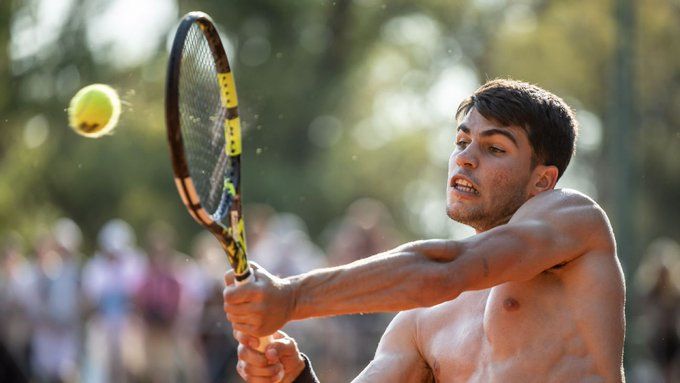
[178,23,233,218]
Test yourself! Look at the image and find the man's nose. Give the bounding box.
[454,145,478,169]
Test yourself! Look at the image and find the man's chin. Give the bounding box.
[447,204,484,226]
[446,205,470,223]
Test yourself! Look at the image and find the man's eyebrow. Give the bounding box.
[480,128,519,147]
[456,124,519,147]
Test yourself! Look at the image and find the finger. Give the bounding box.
[237,344,269,368]
[249,261,261,270]
[236,360,247,380]
[274,369,285,383]
[223,284,257,305]
[242,361,282,378]
[224,270,235,286]
[224,301,262,316]
[249,262,274,282]
[234,330,264,351]
[265,336,294,356]
[265,338,296,364]
[237,361,279,383]
[233,329,254,345]
[232,322,258,337]
[226,312,258,326]
[265,347,279,364]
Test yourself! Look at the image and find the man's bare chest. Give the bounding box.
[419,275,576,382]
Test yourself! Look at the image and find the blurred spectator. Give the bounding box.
[631,237,680,382]
[0,232,31,382]
[29,219,83,383]
[135,221,183,383]
[0,341,27,383]
[192,232,239,383]
[249,211,326,276]
[241,208,332,373]
[81,219,146,383]
[314,198,400,380]
[174,237,212,382]
[0,203,404,383]
[325,198,401,265]
[244,204,277,252]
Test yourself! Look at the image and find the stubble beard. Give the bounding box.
[447,182,529,232]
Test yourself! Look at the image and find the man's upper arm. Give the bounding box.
[352,311,431,383]
[440,189,615,292]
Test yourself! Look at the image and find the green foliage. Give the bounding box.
[0,0,678,259]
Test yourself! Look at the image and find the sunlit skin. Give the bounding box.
[447,108,536,232]
[225,108,625,382]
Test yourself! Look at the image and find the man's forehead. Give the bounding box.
[457,109,526,136]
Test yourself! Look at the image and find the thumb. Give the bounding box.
[224,270,235,286]
[249,261,276,281]
[272,330,288,340]
[264,345,280,364]
[249,261,261,270]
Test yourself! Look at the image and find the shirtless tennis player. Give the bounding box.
[223,79,626,382]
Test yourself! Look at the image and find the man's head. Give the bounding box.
[447,79,578,232]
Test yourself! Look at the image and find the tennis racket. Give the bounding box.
[165,11,272,351]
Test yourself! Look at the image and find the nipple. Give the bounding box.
[503,297,520,311]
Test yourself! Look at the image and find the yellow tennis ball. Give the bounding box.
[68,84,121,138]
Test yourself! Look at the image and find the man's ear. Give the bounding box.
[529,165,559,196]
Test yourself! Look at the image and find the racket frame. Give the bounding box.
[165,11,252,282]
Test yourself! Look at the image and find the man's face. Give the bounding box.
[447,108,535,232]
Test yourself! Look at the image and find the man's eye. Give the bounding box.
[456,140,469,148]
[489,146,505,154]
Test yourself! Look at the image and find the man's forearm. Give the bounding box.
[286,240,462,320]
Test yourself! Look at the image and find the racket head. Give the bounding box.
[165,11,250,280]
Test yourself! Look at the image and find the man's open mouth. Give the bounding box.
[451,177,480,195]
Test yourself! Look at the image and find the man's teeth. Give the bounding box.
[457,179,473,188]
[454,179,479,194]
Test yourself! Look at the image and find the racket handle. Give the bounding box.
[255,334,275,353]
[235,267,275,353]
[234,268,255,286]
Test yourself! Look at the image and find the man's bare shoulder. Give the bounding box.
[513,188,601,217]
[506,188,617,269]
[514,189,612,241]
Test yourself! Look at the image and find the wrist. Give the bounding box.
[286,275,303,321]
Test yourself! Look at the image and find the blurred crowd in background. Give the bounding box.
[0,198,402,383]
[1,0,678,382]
[1,198,680,383]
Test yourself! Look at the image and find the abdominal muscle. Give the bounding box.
[418,272,602,383]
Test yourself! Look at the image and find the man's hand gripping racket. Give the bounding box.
[165,11,273,351]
